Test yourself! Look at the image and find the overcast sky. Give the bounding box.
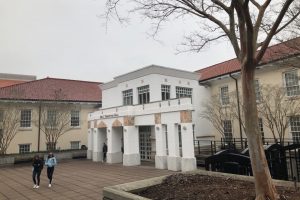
[0,0,235,83]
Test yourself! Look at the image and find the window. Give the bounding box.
[290,116,300,143]
[46,142,56,150]
[258,118,265,141]
[71,141,80,149]
[176,87,192,98]
[220,86,229,105]
[255,80,261,102]
[71,110,80,127]
[138,85,150,104]
[20,110,31,128]
[0,110,3,122]
[223,120,233,142]
[284,70,300,96]
[19,144,30,154]
[161,85,170,100]
[123,89,133,105]
[47,110,57,126]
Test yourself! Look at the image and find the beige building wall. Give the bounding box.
[6,103,97,154]
[204,60,299,142]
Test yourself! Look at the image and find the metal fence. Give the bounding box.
[194,137,300,182]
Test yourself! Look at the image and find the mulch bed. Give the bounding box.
[134,174,300,200]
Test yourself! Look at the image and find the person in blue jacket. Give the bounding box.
[45,152,57,187]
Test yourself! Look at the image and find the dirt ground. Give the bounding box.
[135,174,300,200]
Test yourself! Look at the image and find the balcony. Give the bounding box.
[89,97,193,120]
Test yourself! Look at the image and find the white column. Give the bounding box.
[181,123,196,171]
[167,123,181,171]
[92,128,101,162]
[107,127,123,163]
[87,129,93,159]
[123,126,140,166]
[155,124,167,169]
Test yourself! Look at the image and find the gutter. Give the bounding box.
[229,74,244,149]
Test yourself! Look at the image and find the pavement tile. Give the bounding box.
[0,159,174,199]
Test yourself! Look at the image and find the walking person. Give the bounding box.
[32,155,43,189]
[103,142,108,162]
[45,152,57,187]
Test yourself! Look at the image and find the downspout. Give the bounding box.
[229,74,244,149]
[38,102,41,152]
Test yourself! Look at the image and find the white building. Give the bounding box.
[87,65,211,172]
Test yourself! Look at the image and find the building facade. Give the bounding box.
[0,77,101,154]
[88,65,211,171]
[88,39,300,172]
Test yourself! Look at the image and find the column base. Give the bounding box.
[107,152,123,164]
[87,150,92,159]
[155,155,167,169]
[92,152,103,162]
[181,157,197,172]
[167,156,182,171]
[123,153,141,166]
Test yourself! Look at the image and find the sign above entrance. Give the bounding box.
[100,113,119,119]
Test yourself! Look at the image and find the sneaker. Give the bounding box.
[33,185,37,189]
[48,184,51,188]
[36,185,39,189]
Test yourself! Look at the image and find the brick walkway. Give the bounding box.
[0,159,174,200]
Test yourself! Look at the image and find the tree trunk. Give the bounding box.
[241,64,278,200]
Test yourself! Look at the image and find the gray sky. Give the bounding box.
[0,0,235,83]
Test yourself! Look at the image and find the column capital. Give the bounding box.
[180,110,192,123]
[124,116,135,126]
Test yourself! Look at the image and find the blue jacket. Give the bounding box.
[45,157,57,168]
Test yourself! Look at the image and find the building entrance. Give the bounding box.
[139,126,152,160]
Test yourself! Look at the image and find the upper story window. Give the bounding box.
[161,85,170,101]
[20,110,31,128]
[123,89,133,105]
[255,80,261,102]
[284,70,300,96]
[0,110,3,122]
[138,85,150,104]
[47,110,57,126]
[71,110,80,127]
[176,87,192,98]
[220,86,229,105]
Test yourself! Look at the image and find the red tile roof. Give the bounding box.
[0,77,102,102]
[0,80,27,88]
[196,38,300,82]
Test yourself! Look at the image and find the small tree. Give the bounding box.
[37,89,78,151]
[201,94,233,139]
[38,103,76,151]
[258,84,300,145]
[0,102,21,155]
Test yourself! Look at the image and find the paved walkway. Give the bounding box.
[0,159,174,200]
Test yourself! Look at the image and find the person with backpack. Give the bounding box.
[32,155,43,189]
[45,152,57,187]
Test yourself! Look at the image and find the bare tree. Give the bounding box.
[38,103,77,151]
[36,89,78,151]
[0,102,21,155]
[106,1,299,199]
[258,85,300,145]
[200,94,233,138]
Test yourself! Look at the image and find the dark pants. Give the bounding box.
[32,170,41,186]
[47,167,55,184]
[103,152,107,162]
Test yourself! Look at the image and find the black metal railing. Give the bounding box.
[194,137,300,182]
